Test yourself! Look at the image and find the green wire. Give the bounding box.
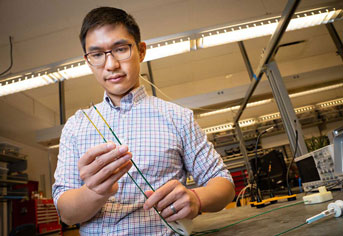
[190,201,305,236]
[273,222,307,236]
[83,107,307,236]
[81,109,182,235]
[92,104,156,192]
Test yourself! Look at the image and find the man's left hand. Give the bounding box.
[143,180,200,222]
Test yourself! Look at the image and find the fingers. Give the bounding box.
[85,154,132,191]
[79,144,130,180]
[143,180,179,211]
[90,161,133,195]
[78,142,133,197]
[165,203,190,222]
[161,190,192,220]
[145,190,154,198]
[78,142,116,167]
[144,180,199,222]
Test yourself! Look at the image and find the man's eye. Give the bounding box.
[90,52,103,58]
[114,46,129,53]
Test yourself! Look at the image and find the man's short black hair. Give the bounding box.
[80,7,141,53]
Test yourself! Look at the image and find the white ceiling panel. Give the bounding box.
[0,0,342,147]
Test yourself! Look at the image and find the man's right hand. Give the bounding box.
[78,142,133,197]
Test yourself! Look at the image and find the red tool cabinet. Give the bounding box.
[34,199,61,234]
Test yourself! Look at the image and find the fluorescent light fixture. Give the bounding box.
[198,105,240,118]
[204,97,343,134]
[48,144,60,149]
[199,99,272,118]
[258,112,281,122]
[203,123,234,134]
[0,38,191,96]
[143,39,193,62]
[199,83,343,118]
[57,63,92,79]
[198,99,270,118]
[238,118,256,127]
[246,99,272,108]
[203,118,257,134]
[198,22,278,48]
[198,8,342,48]
[0,60,92,97]
[144,7,342,58]
[0,7,341,97]
[290,83,343,98]
[0,74,56,96]
[294,105,315,114]
[317,97,343,108]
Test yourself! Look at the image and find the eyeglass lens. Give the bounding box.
[87,44,131,66]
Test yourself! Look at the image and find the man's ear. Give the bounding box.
[138,42,146,62]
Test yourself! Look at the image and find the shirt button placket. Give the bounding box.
[120,110,127,145]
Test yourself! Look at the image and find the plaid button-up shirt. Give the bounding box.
[53,85,233,235]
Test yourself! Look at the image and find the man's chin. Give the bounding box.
[106,87,131,97]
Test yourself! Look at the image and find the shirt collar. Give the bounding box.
[104,85,147,111]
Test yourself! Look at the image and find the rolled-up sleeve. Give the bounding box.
[180,110,234,187]
[52,114,82,210]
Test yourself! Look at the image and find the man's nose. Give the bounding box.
[104,53,120,71]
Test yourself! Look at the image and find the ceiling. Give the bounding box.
[0,0,342,149]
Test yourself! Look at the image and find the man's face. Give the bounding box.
[85,24,146,105]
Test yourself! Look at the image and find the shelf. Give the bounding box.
[208,105,343,147]
[222,149,266,162]
[0,153,26,163]
[0,195,27,200]
[0,178,28,185]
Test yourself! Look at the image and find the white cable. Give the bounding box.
[139,74,175,101]
[241,188,247,205]
[235,184,251,207]
[241,185,250,205]
[139,74,227,112]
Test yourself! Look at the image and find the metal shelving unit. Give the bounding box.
[231,0,343,185]
[208,98,343,197]
[0,144,28,236]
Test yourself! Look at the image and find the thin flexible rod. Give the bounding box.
[91,103,155,192]
[81,109,149,198]
[82,108,307,236]
[81,109,182,235]
[81,110,107,142]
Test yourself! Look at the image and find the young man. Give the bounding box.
[53,7,235,235]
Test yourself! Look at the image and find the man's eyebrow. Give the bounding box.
[112,39,130,46]
[87,46,102,52]
[87,39,131,52]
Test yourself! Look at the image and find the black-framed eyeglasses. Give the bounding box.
[85,44,132,66]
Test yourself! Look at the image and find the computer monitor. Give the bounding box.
[295,144,342,192]
[296,156,320,183]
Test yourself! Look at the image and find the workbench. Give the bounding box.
[192,191,343,236]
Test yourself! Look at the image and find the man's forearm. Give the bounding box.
[194,177,235,212]
[57,185,108,225]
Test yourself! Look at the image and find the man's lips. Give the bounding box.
[105,74,126,82]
